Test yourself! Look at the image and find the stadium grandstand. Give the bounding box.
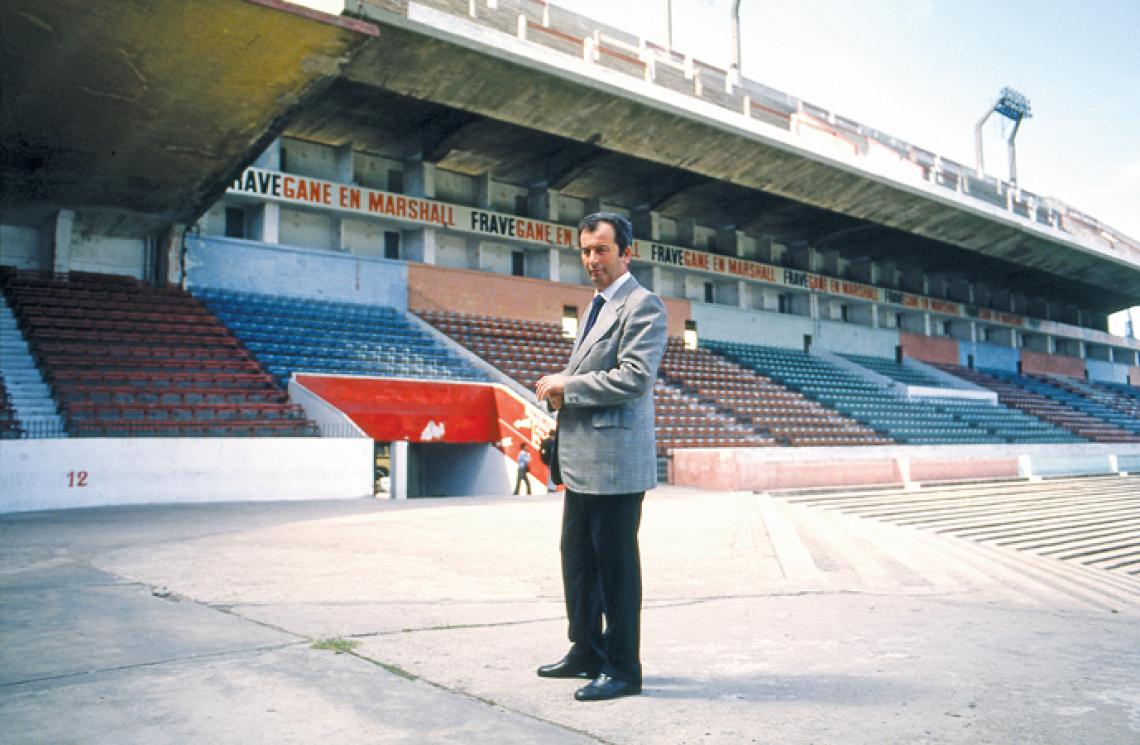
[1,0,1138,510]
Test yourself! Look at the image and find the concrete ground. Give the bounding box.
[2,482,1138,744]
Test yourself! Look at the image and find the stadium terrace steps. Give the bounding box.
[0,374,20,438]
[1030,375,1140,435]
[196,289,484,388]
[419,310,773,453]
[653,378,776,451]
[662,339,889,447]
[839,353,959,389]
[705,341,1082,445]
[3,272,317,437]
[749,486,1140,613]
[782,476,1140,581]
[937,364,1140,443]
[419,310,566,393]
[0,294,66,437]
[1062,378,1140,420]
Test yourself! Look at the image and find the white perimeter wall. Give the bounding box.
[693,304,812,349]
[184,235,408,310]
[691,303,900,356]
[1086,359,1131,384]
[0,438,374,513]
[0,224,40,269]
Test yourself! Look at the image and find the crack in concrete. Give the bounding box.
[207,602,612,742]
[0,641,304,689]
[340,649,616,745]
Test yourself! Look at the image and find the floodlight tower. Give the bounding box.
[975,87,1033,185]
[729,0,743,86]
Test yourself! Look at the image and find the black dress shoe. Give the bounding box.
[536,655,601,679]
[574,674,642,701]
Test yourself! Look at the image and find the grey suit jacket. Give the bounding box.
[556,275,667,494]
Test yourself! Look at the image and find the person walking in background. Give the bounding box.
[513,447,532,495]
[535,211,667,702]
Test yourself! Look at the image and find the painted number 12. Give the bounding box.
[67,471,89,488]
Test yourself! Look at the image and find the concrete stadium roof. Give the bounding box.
[2,0,1135,316]
[0,0,376,236]
[323,2,1139,315]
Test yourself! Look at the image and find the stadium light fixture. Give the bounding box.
[974,86,1033,185]
[729,0,743,87]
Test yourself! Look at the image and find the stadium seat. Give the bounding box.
[3,272,317,438]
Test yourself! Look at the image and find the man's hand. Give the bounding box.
[536,374,568,410]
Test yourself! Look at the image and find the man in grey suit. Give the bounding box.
[535,212,667,702]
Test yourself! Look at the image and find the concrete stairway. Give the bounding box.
[0,296,65,437]
[770,475,1140,597]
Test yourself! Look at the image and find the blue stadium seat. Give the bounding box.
[703,340,1082,445]
[193,288,485,388]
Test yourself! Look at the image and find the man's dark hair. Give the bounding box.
[578,211,633,253]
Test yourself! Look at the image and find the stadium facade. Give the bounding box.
[1,0,1138,511]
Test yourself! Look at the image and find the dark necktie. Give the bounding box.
[580,295,606,341]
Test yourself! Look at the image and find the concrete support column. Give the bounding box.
[334,142,354,184]
[403,228,437,264]
[737,280,748,309]
[467,237,481,270]
[948,278,972,304]
[548,247,561,283]
[42,209,75,275]
[847,303,878,328]
[879,261,898,288]
[768,240,787,266]
[989,327,1018,347]
[819,249,841,277]
[632,209,661,242]
[158,223,187,286]
[406,159,436,198]
[390,440,409,500]
[761,287,779,313]
[675,218,696,248]
[477,172,493,209]
[946,319,973,341]
[717,228,745,256]
[650,266,664,295]
[992,290,1014,312]
[256,203,280,244]
[901,268,926,295]
[528,187,557,221]
[789,245,813,271]
[849,259,874,284]
[927,274,946,298]
[973,283,991,308]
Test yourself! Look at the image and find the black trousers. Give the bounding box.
[560,489,644,686]
[513,468,531,495]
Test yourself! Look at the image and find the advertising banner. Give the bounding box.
[230,167,1045,328]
